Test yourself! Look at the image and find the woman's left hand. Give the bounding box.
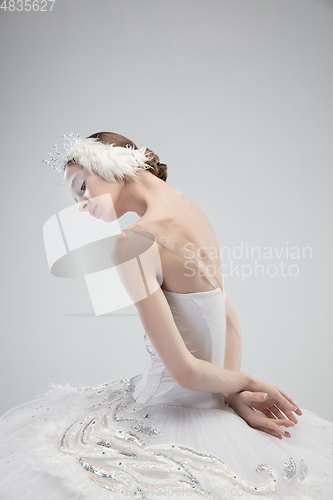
[222,390,302,439]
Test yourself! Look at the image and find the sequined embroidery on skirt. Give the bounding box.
[58,377,308,498]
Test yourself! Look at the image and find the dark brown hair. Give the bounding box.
[85,131,168,182]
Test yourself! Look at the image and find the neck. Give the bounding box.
[118,170,176,219]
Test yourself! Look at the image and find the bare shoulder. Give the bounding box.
[110,229,156,264]
[110,229,163,295]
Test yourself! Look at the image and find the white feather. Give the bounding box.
[66,137,152,182]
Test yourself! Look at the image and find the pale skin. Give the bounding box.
[64,162,302,440]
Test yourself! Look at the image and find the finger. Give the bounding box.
[250,414,293,437]
[277,389,303,415]
[261,427,291,439]
[257,408,276,418]
[272,417,296,429]
[275,391,301,415]
[267,423,285,438]
[249,404,276,419]
[256,425,283,439]
[248,394,299,423]
[247,412,285,436]
[252,406,281,421]
[267,405,297,424]
[264,406,280,419]
[254,406,298,426]
[241,391,268,403]
[270,405,298,424]
[243,409,292,439]
[262,426,291,439]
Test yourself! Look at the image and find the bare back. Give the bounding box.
[125,190,224,294]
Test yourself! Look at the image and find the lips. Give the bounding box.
[90,206,97,217]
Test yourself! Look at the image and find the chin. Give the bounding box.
[102,213,116,223]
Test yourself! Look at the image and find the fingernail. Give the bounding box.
[261,393,268,400]
[290,405,297,410]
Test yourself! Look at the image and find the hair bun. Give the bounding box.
[144,147,168,182]
[84,132,168,182]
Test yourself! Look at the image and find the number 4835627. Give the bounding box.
[0,0,56,11]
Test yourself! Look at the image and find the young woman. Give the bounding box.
[0,132,332,500]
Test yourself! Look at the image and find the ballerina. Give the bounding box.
[0,131,332,500]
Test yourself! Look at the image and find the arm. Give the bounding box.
[220,294,302,439]
[110,230,253,393]
[190,295,301,438]
[110,230,299,415]
[221,292,243,405]
[136,289,252,393]
[223,294,242,371]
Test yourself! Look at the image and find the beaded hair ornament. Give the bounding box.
[42,133,153,183]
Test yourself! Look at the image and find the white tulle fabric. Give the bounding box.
[1,227,333,499]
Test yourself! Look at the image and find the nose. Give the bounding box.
[78,200,88,212]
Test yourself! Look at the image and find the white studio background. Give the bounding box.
[0,0,332,420]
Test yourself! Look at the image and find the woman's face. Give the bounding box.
[64,163,125,223]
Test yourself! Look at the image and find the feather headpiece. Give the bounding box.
[42,133,153,182]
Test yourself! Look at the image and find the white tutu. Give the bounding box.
[1,225,332,499]
[0,374,333,500]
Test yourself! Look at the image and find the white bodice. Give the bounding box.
[131,287,227,409]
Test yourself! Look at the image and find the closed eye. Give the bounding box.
[74,180,86,203]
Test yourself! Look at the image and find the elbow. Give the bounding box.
[174,357,195,389]
[175,373,189,388]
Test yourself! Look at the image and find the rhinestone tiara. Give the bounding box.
[42,133,80,174]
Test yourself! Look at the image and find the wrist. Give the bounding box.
[222,392,232,404]
[243,372,255,391]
